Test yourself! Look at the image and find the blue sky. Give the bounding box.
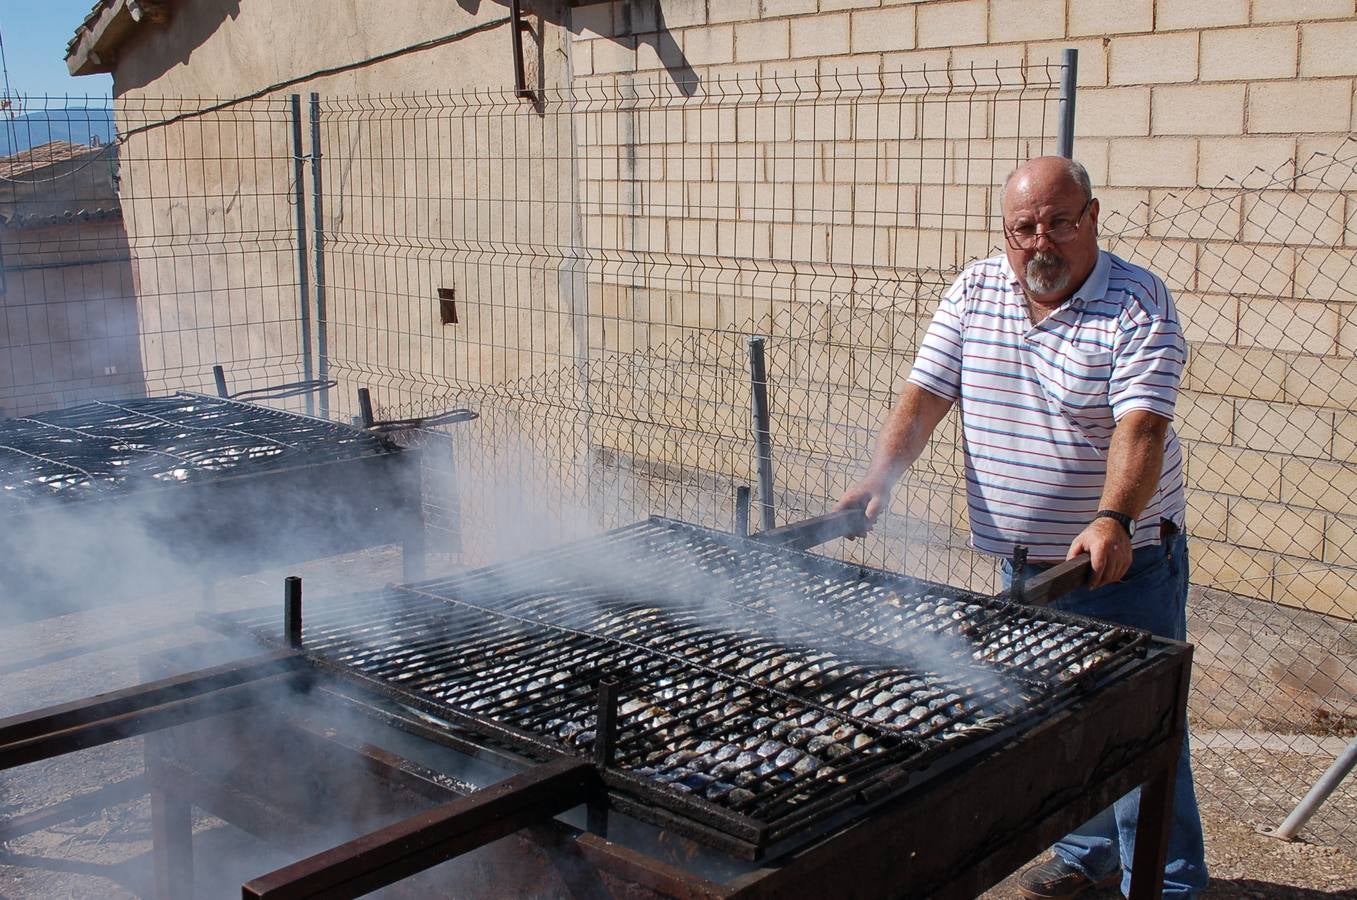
[2,1,113,98]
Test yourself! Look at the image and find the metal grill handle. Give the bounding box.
[751,509,869,551]
[1015,553,1092,607]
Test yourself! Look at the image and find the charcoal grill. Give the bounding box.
[1,513,1193,899]
[0,392,426,618]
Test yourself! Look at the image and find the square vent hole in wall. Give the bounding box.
[438,288,458,326]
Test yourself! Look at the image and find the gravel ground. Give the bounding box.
[982,757,1357,899]
[3,555,1356,898]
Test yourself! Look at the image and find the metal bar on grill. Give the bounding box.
[241,757,597,899]
[751,508,867,550]
[0,652,308,769]
[594,677,620,769]
[285,577,303,649]
[735,485,751,537]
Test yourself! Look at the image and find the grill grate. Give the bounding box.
[222,517,1149,854]
[0,393,397,513]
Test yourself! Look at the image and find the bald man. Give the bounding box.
[836,157,1208,898]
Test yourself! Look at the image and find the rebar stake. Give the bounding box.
[284,576,302,649]
[747,336,776,532]
[594,676,620,769]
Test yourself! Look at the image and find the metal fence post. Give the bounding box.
[1261,737,1357,842]
[289,94,315,415]
[309,92,330,420]
[1057,48,1078,159]
[747,336,776,532]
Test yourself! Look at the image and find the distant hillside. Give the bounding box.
[0,108,116,157]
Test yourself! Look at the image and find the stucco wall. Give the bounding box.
[111,0,526,99]
[0,219,144,415]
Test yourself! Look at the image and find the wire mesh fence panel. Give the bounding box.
[1102,137,1357,853]
[312,63,1063,580]
[0,96,307,416]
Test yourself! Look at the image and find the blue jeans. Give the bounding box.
[1002,533,1209,898]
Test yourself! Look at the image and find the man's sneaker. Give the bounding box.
[1016,855,1120,899]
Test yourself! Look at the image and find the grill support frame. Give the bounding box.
[242,757,599,899]
[203,514,1157,861]
[2,512,1193,899]
[1,617,1191,900]
[0,393,431,619]
[0,651,308,769]
[115,637,1190,899]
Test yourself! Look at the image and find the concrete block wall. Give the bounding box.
[567,0,1357,616]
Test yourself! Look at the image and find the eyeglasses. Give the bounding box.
[1004,199,1093,250]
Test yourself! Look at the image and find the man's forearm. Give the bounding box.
[1099,410,1170,518]
[866,383,954,485]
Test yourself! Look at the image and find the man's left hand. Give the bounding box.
[1067,516,1133,589]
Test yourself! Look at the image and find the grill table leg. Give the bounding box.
[150,784,194,900]
[402,527,426,583]
[1127,745,1178,900]
[402,453,427,583]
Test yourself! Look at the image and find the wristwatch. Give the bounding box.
[1093,509,1135,538]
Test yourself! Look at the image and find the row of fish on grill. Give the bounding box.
[406,587,1114,813]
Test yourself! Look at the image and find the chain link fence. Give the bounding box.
[1101,141,1357,851]
[2,64,1354,856]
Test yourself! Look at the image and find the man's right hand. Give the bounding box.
[834,474,893,538]
[832,382,951,539]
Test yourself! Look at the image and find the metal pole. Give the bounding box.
[588,675,619,837]
[1056,48,1079,159]
[309,93,330,420]
[212,365,229,399]
[509,0,533,99]
[289,95,315,416]
[735,485,751,538]
[1264,736,1357,841]
[747,336,776,532]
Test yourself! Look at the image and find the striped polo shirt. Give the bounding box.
[908,250,1186,560]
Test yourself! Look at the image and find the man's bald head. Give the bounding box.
[1002,157,1092,213]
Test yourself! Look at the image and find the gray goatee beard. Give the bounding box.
[1025,251,1071,296]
